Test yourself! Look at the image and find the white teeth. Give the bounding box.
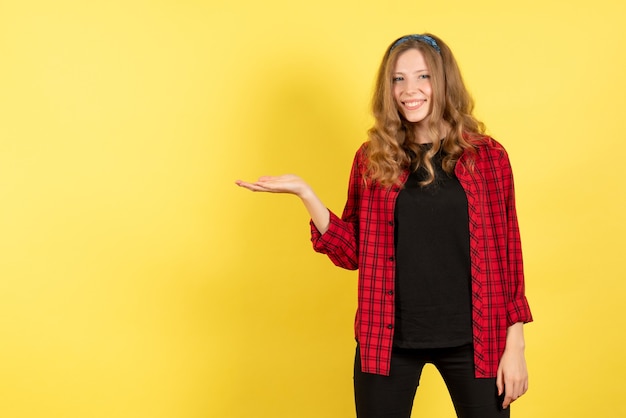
[405,100,422,107]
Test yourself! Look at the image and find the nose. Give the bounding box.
[406,78,419,94]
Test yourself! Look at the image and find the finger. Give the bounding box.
[511,375,526,397]
[502,391,513,409]
[503,378,524,409]
[496,368,504,396]
[523,379,528,395]
[257,175,288,183]
[235,181,272,192]
[502,377,515,409]
[236,176,279,187]
[235,180,256,189]
[257,176,275,182]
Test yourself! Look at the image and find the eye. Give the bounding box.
[392,76,404,83]
[418,74,431,80]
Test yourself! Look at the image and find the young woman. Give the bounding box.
[236,33,532,418]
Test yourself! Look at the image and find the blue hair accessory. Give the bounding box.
[390,35,441,54]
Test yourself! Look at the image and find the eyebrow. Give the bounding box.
[393,69,429,75]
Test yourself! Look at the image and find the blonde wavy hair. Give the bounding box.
[366,33,485,187]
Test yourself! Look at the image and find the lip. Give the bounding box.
[402,99,425,110]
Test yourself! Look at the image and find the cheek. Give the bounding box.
[392,86,402,103]
[424,82,433,97]
[392,95,402,112]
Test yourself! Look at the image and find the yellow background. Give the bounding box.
[1,0,624,417]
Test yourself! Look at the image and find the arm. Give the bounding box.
[499,149,533,326]
[236,145,365,270]
[309,146,365,270]
[495,145,532,408]
[496,322,527,409]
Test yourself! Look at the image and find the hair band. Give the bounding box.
[390,34,441,54]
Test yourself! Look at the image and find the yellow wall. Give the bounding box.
[1,0,624,417]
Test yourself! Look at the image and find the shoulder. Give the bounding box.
[353,141,370,167]
[467,134,510,167]
[355,141,369,157]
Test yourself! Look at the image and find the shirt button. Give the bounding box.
[388,256,394,261]
[388,221,394,226]
[387,324,393,329]
[387,290,394,296]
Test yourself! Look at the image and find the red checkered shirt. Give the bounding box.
[310,136,533,377]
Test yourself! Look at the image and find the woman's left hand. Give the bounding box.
[496,323,528,409]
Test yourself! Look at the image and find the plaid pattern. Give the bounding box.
[311,136,533,377]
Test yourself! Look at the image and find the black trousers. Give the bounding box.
[354,344,510,418]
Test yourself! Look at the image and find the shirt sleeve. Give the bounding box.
[498,148,533,326]
[309,145,365,271]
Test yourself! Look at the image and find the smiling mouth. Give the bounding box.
[403,100,425,110]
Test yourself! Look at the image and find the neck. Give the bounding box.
[410,120,450,144]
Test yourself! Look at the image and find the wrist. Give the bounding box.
[297,185,315,201]
[505,322,526,351]
[505,340,525,352]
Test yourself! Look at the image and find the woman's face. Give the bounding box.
[392,48,432,126]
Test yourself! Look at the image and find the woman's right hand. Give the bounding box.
[235,174,330,234]
[235,174,311,198]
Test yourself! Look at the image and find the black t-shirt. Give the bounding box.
[393,148,473,348]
